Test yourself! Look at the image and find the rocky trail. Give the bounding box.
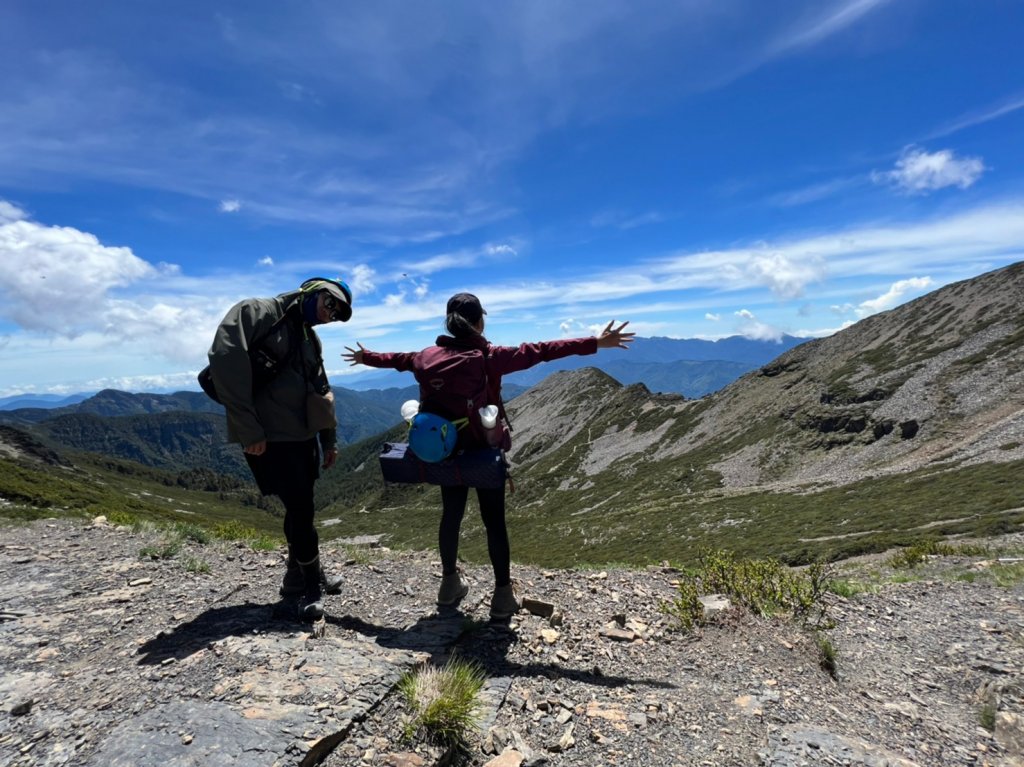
[1,517,1022,766]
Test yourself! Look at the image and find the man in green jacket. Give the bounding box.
[207,277,352,620]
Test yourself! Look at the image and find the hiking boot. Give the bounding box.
[298,591,324,621]
[297,558,324,621]
[280,558,304,596]
[437,570,470,606]
[489,583,521,620]
[281,550,342,596]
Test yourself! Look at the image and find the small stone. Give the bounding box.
[600,627,636,642]
[482,750,523,767]
[995,712,1024,756]
[10,699,33,716]
[522,598,556,618]
[181,734,193,745]
[383,753,425,767]
[540,629,560,645]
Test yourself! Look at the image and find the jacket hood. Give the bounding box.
[436,334,490,351]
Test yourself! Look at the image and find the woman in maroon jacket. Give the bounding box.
[344,293,633,620]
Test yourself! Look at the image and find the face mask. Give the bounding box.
[302,292,322,325]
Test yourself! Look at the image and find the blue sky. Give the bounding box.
[1,1,1022,396]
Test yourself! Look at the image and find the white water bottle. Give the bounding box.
[478,405,498,429]
[401,399,419,423]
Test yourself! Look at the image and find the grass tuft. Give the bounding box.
[182,556,211,574]
[815,631,838,680]
[139,538,182,560]
[398,657,486,747]
[979,703,996,731]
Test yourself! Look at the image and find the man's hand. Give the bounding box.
[244,439,267,456]
[322,448,338,470]
[596,320,635,349]
[343,343,367,366]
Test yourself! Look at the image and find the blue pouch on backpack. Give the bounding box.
[408,412,459,462]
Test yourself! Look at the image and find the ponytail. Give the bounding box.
[446,312,479,339]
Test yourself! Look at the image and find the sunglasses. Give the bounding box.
[322,293,345,321]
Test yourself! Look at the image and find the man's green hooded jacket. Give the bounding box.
[207,287,337,449]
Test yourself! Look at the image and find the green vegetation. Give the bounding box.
[827,579,878,598]
[398,657,486,747]
[979,703,997,732]
[815,632,838,680]
[990,561,1024,588]
[308,390,1024,569]
[139,539,182,560]
[4,370,1023,575]
[0,453,281,538]
[183,556,211,574]
[661,548,833,632]
[889,540,991,569]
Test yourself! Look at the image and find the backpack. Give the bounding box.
[408,345,500,462]
[198,314,294,404]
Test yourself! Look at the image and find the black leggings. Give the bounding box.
[439,485,510,587]
[245,439,321,564]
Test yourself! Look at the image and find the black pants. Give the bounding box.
[245,439,321,564]
[439,484,510,587]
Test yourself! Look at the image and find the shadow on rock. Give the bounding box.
[136,600,304,665]
[328,607,475,662]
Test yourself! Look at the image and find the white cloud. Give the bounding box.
[772,0,893,52]
[401,243,521,276]
[0,215,158,336]
[769,176,862,207]
[220,199,242,213]
[795,320,856,338]
[257,256,274,267]
[705,312,721,321]
[855,276,933,317]
[743,251,825,299]
[590,209,664,230]
[486,244,518,258]
[0,201,27,224]
[872,147,985,194]
[348,264,377,296]
[733,309,785,341]
[929,91,1024,139]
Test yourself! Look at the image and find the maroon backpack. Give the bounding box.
[416,345,502,452]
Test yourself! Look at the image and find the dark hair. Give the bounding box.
[445,312,480,339]
[444,292,486,338]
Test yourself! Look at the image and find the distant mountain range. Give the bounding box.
[0,334,803,478]
[2,265,1023,568]
[0,392,92,411]
[338,334,806,394]
[307,262,1024,565]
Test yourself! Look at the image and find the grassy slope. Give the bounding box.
[3,433,1021,569]
[0,451,281,537]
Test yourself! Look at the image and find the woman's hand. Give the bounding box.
[243,439,267,456]
[596,320,635,349]
[322,447,338,470]
[343,343,367,366]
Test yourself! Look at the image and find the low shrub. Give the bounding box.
[661,548,834,632]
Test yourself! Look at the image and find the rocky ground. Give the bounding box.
[1,516,1022,767]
